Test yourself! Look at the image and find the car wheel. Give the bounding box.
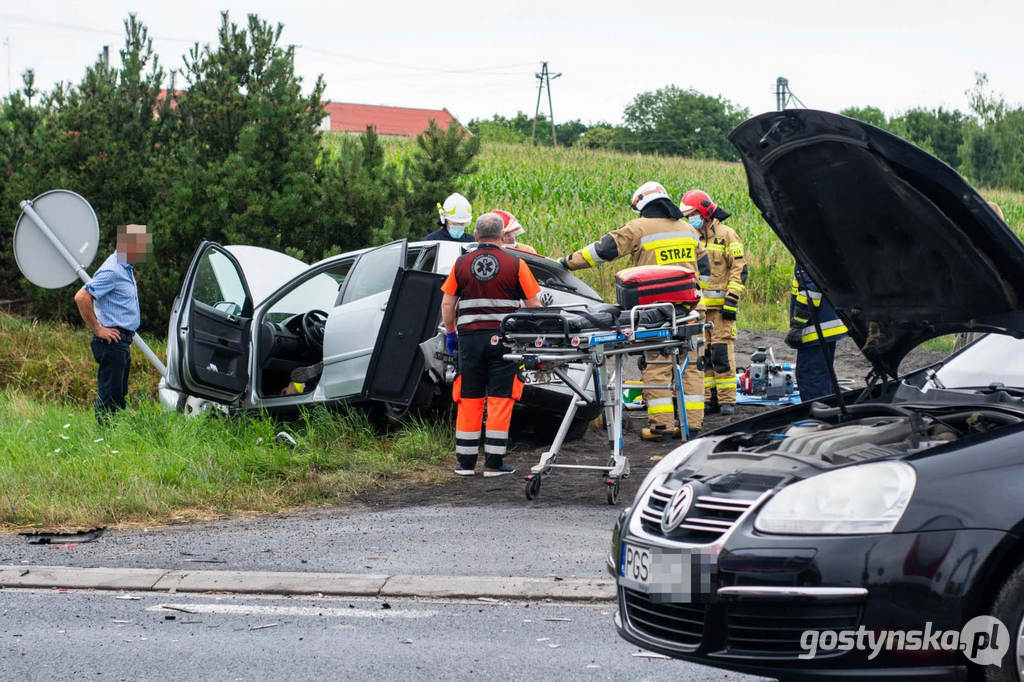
[382,373,439,425]
[982,562,1024,681]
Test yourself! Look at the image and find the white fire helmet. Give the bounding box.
[630,181,670,212]
[437,192,472,226]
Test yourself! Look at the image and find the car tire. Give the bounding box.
[982,562,1024,681]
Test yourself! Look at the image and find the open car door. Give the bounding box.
[320,240,407,400]
[175,241,254,403]
[362,267,446,406]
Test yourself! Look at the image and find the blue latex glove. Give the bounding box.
[445,332,459,355]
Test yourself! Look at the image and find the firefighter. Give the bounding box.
[424,192,475,242]
[441,212,543,476]
[785,263,848,402]
[493,209,539,255]
[559,181,711,440]
[679,190,746,417]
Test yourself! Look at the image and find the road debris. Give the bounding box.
[400,639,413,644]
[19,569,29,577]
[115,594,140,601]
[19,527,106,544]
[548,643,562,649]
[543,617,572,622]
[111,619,133,624]
[476,597,499,603]
[632,651,671,660]
[249,623,280,631]
[536,637,551,642]
[160,605,197,614]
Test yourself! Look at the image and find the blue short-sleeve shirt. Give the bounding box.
[84,252,141,331]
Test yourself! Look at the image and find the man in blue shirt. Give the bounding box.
[73,224,152,420]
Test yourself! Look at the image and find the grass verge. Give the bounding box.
[0,391,453,529]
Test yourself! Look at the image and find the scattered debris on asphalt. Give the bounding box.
[400,639,413,644]
[19,526,106,544]
[632,651,671,660]
[548,643,562,649]
[249,623,280,631]
[111,619,133,625]
[115,594,140,601]
[543,617,572,622]
[160,605,197,614]
[536,637,551,642]
[476,597,499,603]
[19,569,29,576]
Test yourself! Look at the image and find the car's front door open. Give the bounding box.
[177,242,254,403]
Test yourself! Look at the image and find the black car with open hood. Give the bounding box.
[610,110,1024,682]
[730,109,1024,378]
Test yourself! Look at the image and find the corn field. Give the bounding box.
[370,136,1024,330]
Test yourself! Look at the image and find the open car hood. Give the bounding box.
[730,109,1024,377]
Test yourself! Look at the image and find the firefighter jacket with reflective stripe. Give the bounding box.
[566,217,711,286]
[698,219,746,311]
[441,244,541,332]
[790,263,848,346]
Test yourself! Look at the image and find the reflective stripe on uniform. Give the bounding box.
[456,430,481,440]
[728,242,744,257]
[457,312,510,326]
[727,281,744,292]
[456,444,479,455]
[640,230,700,247]
[583,243,606,267]
[457,298,520,310]
[684,394,705,410]
[703,377,715,386]
[646,397,674,415]
[801,319,848,343]
[716,377,737,387]
[704,242,725,252]
[702,288,725,306]
[485,429,508,440]
[484,443,507,455]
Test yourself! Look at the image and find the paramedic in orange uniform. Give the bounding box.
[441,212,543,477]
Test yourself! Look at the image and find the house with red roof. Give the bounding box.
[320,102,464,137]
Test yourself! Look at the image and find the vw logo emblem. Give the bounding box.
[661,483,694,534]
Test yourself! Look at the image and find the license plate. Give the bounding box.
[619,542,692,596]
[522,370,553,385]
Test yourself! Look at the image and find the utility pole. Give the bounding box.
[101,45,109,68]
[775,76,807,111]
[531,61,561,144]
[4,37,10,97]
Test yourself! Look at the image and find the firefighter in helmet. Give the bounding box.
[425,192,475,242]
[559,181,711,439]
[679,190,746,416]
[493,209,538,255]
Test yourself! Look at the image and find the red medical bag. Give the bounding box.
[614,265,701,309]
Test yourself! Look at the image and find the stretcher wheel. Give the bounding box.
[525,474,542,500]
[606,478,621,505]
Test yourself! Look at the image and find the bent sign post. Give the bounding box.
[14,190,168,378]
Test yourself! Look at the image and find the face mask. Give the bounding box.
[688,215,704,230]
[448,225,466,239]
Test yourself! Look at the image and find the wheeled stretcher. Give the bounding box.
[501,302,707,504]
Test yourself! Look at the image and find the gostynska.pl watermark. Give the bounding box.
[799,616,1009,665]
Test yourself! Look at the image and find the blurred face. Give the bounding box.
[501,232,516,245]
[117,224,153,264]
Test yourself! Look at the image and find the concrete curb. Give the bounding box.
[0,565,615,602]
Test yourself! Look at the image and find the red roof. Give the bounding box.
[323,102,461,136]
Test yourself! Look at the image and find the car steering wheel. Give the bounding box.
[301,310,328,353]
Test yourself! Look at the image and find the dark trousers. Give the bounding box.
[91,334,132,421]
[796,341,837,403]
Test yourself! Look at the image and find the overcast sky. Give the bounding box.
[2,0,1022,126]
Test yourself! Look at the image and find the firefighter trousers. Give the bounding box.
[703,309,737,405]
[452,331,524,469]
[644,318,704,432]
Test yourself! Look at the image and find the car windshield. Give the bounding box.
[934,334,1024,389]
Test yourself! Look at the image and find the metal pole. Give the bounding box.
[547,68,557,145]
[531,62,545,144]
[19,199,168,378]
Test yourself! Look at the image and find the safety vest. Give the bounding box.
[443,244,538,332]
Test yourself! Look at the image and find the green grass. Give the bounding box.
[0,391,452,528]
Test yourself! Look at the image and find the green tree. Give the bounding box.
[622,86,749,160]
[407,119,480,234]
[888,107,968,169]
[839,106,889,129]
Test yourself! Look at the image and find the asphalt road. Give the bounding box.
[0,589,770,681]
[0,503,623,579]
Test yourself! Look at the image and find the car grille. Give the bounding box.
[622,588,706,647]
[640,485,755,543]
[724,602,863,658]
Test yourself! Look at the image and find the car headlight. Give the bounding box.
[754,460,916,535]
[634,439,702,501]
